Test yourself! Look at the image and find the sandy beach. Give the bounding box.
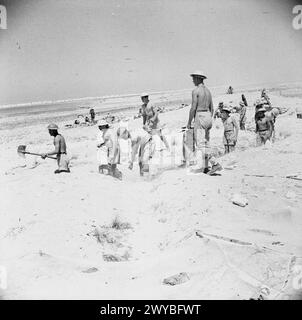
[1,84,302,300]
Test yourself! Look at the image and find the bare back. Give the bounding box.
[54,134,67,154]
[195,84,213,113]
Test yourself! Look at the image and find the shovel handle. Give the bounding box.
[23,151,57,160]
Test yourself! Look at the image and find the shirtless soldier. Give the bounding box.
[41,124,70,174]
[186,71,222,175]
[139,93,169,150]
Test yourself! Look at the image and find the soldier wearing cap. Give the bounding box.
[186,70,222,174]
[96,120,122,179]
[139,92,169,151]
[138,93,150,125]
[255,107,273,146]
[117,125,153,176]
[41,124,70,174]
[254,99,264,123]
[221,105,239,153]
[264,106,287,143]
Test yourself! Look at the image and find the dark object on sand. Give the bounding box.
[163,272,190,286]
[17,145,57,160]
[99,164,122,180]
[82,267,99,273]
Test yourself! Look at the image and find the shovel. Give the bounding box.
[17,145,57,160]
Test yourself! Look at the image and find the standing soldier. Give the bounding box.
[238,101,247,130]
[186,70,222,175]
[139,92,169,151]
[255,107,273,146]
[96,120,122,180]
[227,86,234,94]
[89,108,96,123]
[41,124,70,174]
[138,93,150,125]
[221,105,239,153]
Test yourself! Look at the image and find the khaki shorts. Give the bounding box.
[193,111,212,152]
[57,154,70,171]
[223,130,236,146]
[256,131,270,146]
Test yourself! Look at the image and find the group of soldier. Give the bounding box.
[40,72,286,179]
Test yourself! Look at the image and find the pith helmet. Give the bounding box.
[47,123,58,130]
[97,119,109,127]
[222,105,232,113]
[256,107,266,113]
[254,99,262,106]
[190,70,207,79]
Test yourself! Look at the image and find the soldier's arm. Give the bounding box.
[209,94,214,116]
[187,89,198,128]
[267,119,273,138]
[107,136,118,164]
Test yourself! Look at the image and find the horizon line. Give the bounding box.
[1,80,301,109]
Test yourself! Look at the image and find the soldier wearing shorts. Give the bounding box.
[41,124,70,174]
[186,71,222,175]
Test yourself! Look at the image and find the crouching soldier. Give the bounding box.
[41,123,70,174]
[96,120,122,180]
[117,125,153,176]
[221,105,239,153]
[255,107,273,146]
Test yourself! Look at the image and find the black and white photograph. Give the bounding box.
[1,0,302,305]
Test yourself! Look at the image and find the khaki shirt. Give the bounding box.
[97,128,119,164]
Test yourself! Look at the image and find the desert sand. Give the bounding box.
[1,85,302,300]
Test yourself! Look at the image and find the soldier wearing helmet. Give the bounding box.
[255,107,273,146]
[96,119,122,180]
[41,124,70,174]
[220,104,239,153]
[186,70,222,175]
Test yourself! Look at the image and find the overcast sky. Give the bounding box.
[0,0,301,105]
